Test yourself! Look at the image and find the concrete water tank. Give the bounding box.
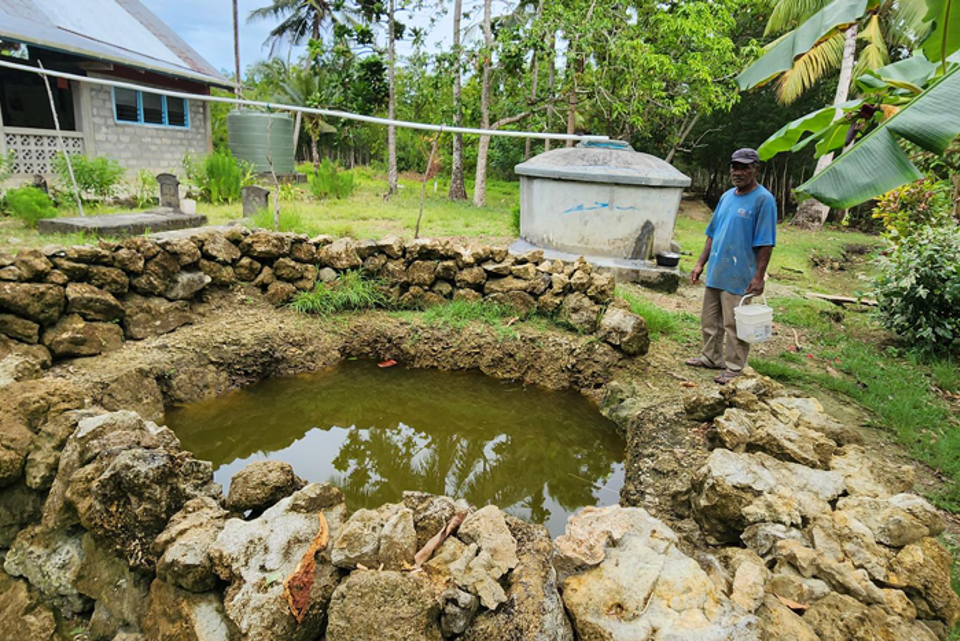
[227,111,296,175]
[513,140,691,268]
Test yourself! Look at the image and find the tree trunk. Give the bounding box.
[448,0,467,200]
[473,0,493,208]
[387,0,398,196]
[565,56,583,148]
[524,0,544,161]
[233,0,241,107]
[544,32,556,153]
[791,24,858,230]
[665,113,699,164]
[311,135,320,169]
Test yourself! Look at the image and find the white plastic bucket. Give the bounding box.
[735,294,773,343]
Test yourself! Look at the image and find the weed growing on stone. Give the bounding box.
[289,271,387,316]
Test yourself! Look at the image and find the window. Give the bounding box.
[112,88,189,128]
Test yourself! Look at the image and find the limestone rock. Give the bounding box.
[559,292,600,333]
[887,537,960,626]
[331,503,416,571]
[132,252,180,296]
[66,244,113,264]
[122,294,194,340]
[51,258,87,280]
[75,532,150,637]
[87,265,130,295]
[376,235,405,258]
[830,445,915,498]
[42,314,123,358]
[683,388,727,422]
[202,234,242,264]
[161,238,202,266]
[487,291,537,316]
[225,461,306,513]
[234,257,262,281]
[143,579,238,641]
[240,232,291,260]
[0,313,40,343]
[320,238,361,269]
[454,288,483,303]
[483,275,530,295]
[586,272,615,303]
[154,497,229,593]
[25,409,103,490]
[209,484,346,640]
[765,396,863,445]
[379,505,417,570]
[462,516,573,641]
[403,492,471,549]
[291,240,317,263]
[164,271,212,301]
[0,481,43,547]
[598,305,649,355]
[802,592,938,641]
[14,250,52,281]
[198,260,235,287]
[65,282,124,322]
[729,552,768,613]
[0,282,64,325]
[406,237,444,260]
[441,588,480,637]
[482,260,513,276]
[511,263,537,280]
[426,539,508,609]
[570,269,591,292]
[326,570,442,641]
[458,505,519,577]
[714,407,837,469]
[266,281,297,306]
[0,569,57,640]
[455,266,486,288]
[835,494,943,547]
[756,594,818,640]
[273,257,311,282]
[3,525,91,615]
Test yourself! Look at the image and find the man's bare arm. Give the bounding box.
[746,245,773,295]
[690,237,712,285]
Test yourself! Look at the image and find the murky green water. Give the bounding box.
[165,360,625,537]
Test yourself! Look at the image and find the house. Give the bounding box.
[0,0,232,182]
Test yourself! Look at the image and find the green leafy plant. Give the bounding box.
[872,179,956,245]
[249,208,309,233]
[3,186,58,227]
[289,270,386,316]
[874,225,960,354]
[0,150,14,182]
[308,159,355,200]
[52,153,126,203]
[182,151,255,204]
[133,169,156,208]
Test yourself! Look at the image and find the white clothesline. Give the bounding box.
[0,59,609,143]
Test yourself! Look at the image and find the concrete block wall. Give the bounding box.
[84,82,210,176]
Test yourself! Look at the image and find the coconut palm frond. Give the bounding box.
[776,31,847,104]
[765,0,836,36]
[855,14,890,77]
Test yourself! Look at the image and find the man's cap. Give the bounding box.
[730,148,760,165]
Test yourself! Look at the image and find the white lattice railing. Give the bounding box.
[3,127,84,175]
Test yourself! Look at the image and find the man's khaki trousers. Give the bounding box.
[700,287,750,372]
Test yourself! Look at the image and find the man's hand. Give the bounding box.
[690,263,704,285]
[745,274,765,296]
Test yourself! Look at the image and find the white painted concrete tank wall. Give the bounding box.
[515,142,691,261]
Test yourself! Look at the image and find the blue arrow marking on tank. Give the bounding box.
[562,202,611,214]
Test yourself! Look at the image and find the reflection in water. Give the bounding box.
[165,360,625,537]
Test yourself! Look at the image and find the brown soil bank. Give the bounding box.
[0,231,955,640]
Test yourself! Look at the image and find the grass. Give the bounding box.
[616,287,698,339]
[289,270,387,316]
[421,298,522,329]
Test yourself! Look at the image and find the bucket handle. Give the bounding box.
[738,293,768,308]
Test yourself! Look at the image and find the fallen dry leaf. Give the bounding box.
[414,510,467,567]
[775,593,810,611]
[283,512,330,623]
[680,381,697,388]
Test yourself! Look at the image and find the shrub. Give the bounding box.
[289,270,386,316]
[308,159,355,200]
[182,151,255,204]
[133,169,156,208]
[873,226,960,354]
[872,179,956,245]
[52,153,126,202]
[3,186,57,227]
[0,150,14,182]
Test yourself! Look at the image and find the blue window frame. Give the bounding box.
[112,88,189,129]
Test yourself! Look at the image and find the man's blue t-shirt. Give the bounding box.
[705,186,777,296]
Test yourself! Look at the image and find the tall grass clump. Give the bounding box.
[308,159,355,200]
[289,271,386,316]
[2,186,58,227]
[249,208,310,234]
[182,151,253,204]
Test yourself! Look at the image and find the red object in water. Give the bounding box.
[378,359,397,368]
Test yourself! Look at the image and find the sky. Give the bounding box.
[142,0,455,78]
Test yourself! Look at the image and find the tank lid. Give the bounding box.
[514,140,691,187]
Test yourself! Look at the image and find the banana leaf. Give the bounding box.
[737,0,868,91]
[796,64,960,208]
[757,100,861,160]
[870,52,938,85]
[921,0,960,64]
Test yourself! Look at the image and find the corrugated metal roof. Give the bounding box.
[0,0,232,87]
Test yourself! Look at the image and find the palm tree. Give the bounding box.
[248,0,358,55]
[759,0,929,228]
[276,64,335,168]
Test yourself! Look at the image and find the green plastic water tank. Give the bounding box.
[227,111,296,175]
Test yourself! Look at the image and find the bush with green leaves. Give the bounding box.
[308,159,355,200]
[0,150,15,182]
[52,153,126,202]
[3,186,58,227]
[874,226,960,354]
[872,179,955,245]
[289,270,386,316]
[182,151,255,204]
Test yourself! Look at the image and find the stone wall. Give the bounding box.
[0,230,649,381]
[84,83,210,175]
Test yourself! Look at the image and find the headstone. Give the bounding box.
[156,173,181,211]
[242,185,271,218]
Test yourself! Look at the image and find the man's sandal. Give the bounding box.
[714,370,741,385]
[684,357,723,370]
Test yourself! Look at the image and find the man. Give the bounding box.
[685,148,776,384]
